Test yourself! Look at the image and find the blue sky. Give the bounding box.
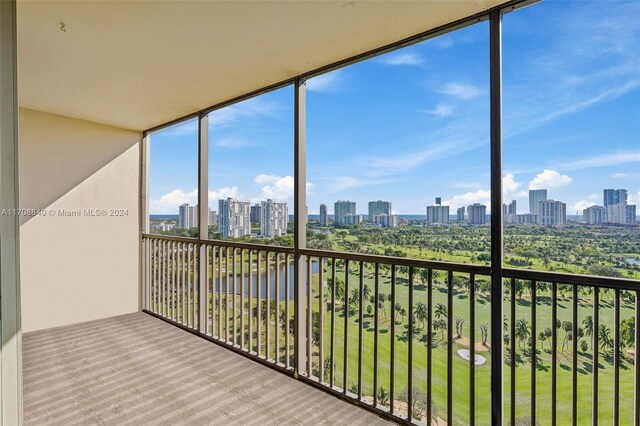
[149,0,639,216]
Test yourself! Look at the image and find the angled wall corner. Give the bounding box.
[19,108,141,333]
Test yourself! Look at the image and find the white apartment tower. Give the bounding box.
[529,189,547,215]
[334,201,356,225]
[261,199,288,237]
[373,214,398,227]
[467,203,487,225]
[538,200,566,226]
[368,201,392,221]
[178,203,198,229]
[583,205,605,225]
[218,198,251,238]
[426,205,449,225]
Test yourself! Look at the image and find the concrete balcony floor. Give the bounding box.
[23,313,388,425]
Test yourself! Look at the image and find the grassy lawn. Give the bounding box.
[151,258,636,425]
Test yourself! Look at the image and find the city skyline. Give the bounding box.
[148,1,639,216]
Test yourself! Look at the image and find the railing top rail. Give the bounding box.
[299,248,491,274]
[200,238,295,253]
[143,233,295,253]
[502,267,640,291]
[142,234,198,243]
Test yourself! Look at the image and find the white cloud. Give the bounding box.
[327,176,392,193]
[439,83,484,100]
[215,136,257,149]
[574,199,596,212]
[528,169,572,190]
[423,104,454,118]
[150,186,241,214]
[612,172,627,178]
[628,191,640,205]
[209,187,240,204]
[306,71,341,92]
[380,53,423,66]
[503,173,522,198]
[444,189,491,211]
[150,189,198,214]
[255,175,313,201]
[560,151,640,171]
[209,98,279,129]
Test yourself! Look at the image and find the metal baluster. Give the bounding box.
[285,253,290,367]
[593,287,599,426]
[241,249,246,349]
[572,284,578,426]
[427,269,433,422]
[552,282,558,425]
[307,256,312,375]
[275,253,281,363]
[447,270,454,426]
[390,264,396,414]
[614,288,620,425]
[344,260,350,394]
[470,273,476,426]
[257,251,262,356]
[318,256,324,380]
[249,250,254,352]
[407,267,414,422]
[373,263,379,407]
[358,260,364,401]
[511,278,516,426]
[330,258,336,388]
[233,248,237,345]
[531,280,537,425]
[266,252,272,359]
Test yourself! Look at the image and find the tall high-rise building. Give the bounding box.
[603,189,628,207]
[502,203,508,216]
[334,201,356,225]
[508,200,517,215]
[179,204,217,228]
[583,205,605,225]
[456,207,465,221]
[606,203,636,224]
[373,214,398,227]
[426,204,449,225]
[529,189,547,215]
[368,200,392,221]
[467,203,487,225]
[178,203,198,228]
[319,204,328,226]
[250,204,261,223]
[260,199,288,237]
[538,200,566,226]
[218,198,251,237]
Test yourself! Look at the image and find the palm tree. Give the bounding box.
[415,302,428,329]
[479,323,489,346]
[515,318,530,349]
[539,331,547,349]
[435,303,447,320]
[583,315,593,349]
[434,319,447,340]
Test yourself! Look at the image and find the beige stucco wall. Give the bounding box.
[19,108,141,332]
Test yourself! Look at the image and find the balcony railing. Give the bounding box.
[141,234,640,425]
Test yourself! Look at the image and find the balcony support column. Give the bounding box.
[293,77,307,377]
[140,132,150,311]
[0,0,22,423]
[198,114,209,334]
[489,8,504,426]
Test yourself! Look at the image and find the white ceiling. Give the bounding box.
[18,0,508,132]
